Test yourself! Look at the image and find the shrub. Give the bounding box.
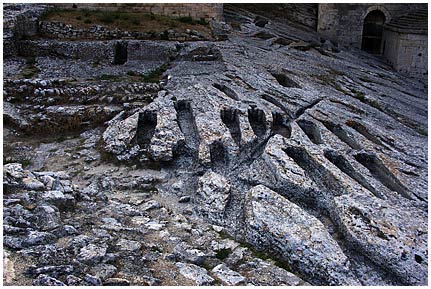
[98,12,116,24]
[142,63,169,83]
[177,16,194,24]
[131,19,140,26]
[196,18,209,25]
[215,249,232,260]
[25,57,36,65]
[160,30,169,40]
[100,74,118,81]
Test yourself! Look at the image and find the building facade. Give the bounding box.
[317,3,427,79]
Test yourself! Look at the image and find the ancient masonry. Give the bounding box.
[383,10,427,78]
[317,3,428,79]
[3,3,428,287]
[54,3,224,21]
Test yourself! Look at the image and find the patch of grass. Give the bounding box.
[353,91,365,101]
[25,57,37,65]
[160,30,169,40]
[126,70,137,76]
[230,22,242,30]
[21,56,40,78]
[417,128,428,136]
[150,245,163,253]
[22,67,40,79]
[97,11,121,24]
[214,229,297,274]
[359,77,372,83]
[366,99,381,110]
[334,83,350,95]
[142,63,169,83]
[41,8,212,39]
[328,68,344,76]
[92,60,100,67]
[177,16,208,26]
[201,261,214,271]
[215,248,232,260]
[196,18,209,25]
[351,92,381,110]
[177,16,194,24]
[20,159,33,168]
[57,135,67,142]
[100,74,120,81]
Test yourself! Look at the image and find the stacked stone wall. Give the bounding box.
[53,3,223,21]
[38,21,208,41]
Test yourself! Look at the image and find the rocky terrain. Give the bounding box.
[3,3,428,286]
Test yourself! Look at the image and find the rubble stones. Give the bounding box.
[116,238,142,252]
[238,258,309,286]
[176,262,214,285]
[33,274,66,286]
[32,205,61,231]
[173,242,208,265]
[76,244,107,264]
[197,171,231,222]
[211,264,246,285]
[103,278,131,286]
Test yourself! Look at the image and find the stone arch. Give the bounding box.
[361,5,392,24]
[361,6,390,54]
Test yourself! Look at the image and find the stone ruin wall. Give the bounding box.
[38,21,209,41]
[317,3,427,80]
[53,3,224,21]
[383,30,427,79]
[317,3,426,48]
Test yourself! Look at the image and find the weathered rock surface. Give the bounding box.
[3,2,428,286]
[245,185,359,285]
[176,262,214,285]
[212,263,246,285]
[196,171,231,222]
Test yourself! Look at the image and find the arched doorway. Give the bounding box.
[361,10,386,54]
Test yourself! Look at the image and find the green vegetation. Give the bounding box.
[328,68,344,76]
[25,57,37,65]
[334,83,350,95]
[417,128,428,136]
[351,92,382,110]
[359,77,372,83]
[41,9,211,39]
[177,16,208,25]
[142,64,169,82]
[19,159,33,168]
[215,248,232,260]
[353,91,365,101]
[99,74,120,81]
[21,57,40,79]
[125,63,169,83]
